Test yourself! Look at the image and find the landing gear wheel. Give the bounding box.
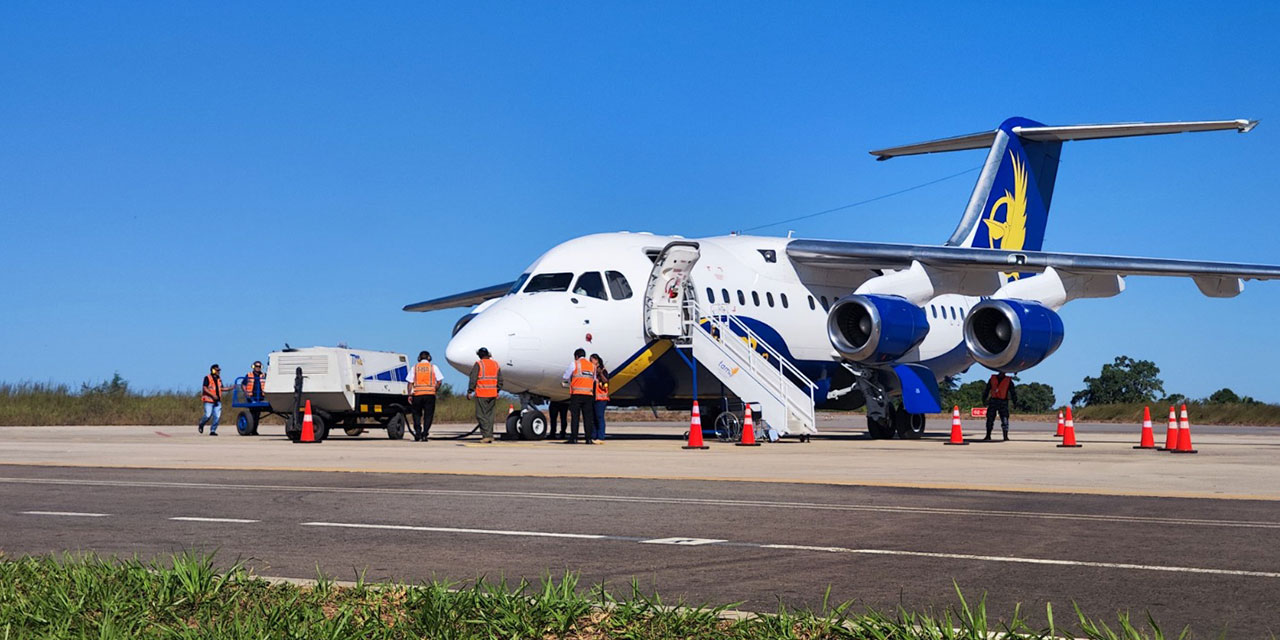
[235,411,255,436]
[520,410,548,440]
[344,427,364,437]
[866,415,894,439]
[386,412,406,440]
[895,408,926,440]
[505,411,522,439]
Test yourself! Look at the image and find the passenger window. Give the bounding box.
[605,271,633,300]
[752,291,761,306]
[706,288,715,303]
[524,272,574,293]
[808,296,815,311]
[738,290,746,305]
[572,272,607,300]
[780,293,789,309]
[766,292,775,307]
[721,288,729,304]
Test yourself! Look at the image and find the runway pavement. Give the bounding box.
[2,419,1279,636]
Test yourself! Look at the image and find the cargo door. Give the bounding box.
[644,241,700,338]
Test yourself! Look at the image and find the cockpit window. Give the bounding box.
[523,272,573,293]
[605,271,633,300]
[573,272,608,300]
[507,273,530,295]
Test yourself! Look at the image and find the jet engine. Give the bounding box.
[962,299,1064,372]
[827,294,930,364]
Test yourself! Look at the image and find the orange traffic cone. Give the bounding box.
[1159,406,1178,451]
[683,401,709,450]
[737,405,761,447]
[1057,406,1082,448]
[1134,406,1156,449]
[298,400,319,444]
[1055,410,1064,437]
[944,406,968,445]
[1171,404,1198,454]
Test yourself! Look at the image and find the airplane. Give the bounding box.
[405,117,1280,441]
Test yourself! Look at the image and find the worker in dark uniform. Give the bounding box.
[407,351,445,442]
[241,361,266,402]
[465,347,503,443]
[982,371,1017,441]
[561,348,596,444]
[547,399,569,439]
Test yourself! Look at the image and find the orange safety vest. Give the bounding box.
[474,359,500,398]
[570,358,596,396]
[242,371,266,398]
[202,374,222,403]
[412,361,438,396]
[988,375,1012,400]
[594,375,609,402]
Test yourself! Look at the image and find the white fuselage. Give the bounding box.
[445,232,978,403]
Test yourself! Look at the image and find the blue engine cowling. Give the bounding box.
[962,299,1064,372]
[827,294,930,364]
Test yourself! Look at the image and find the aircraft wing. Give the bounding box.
[787,239,1280,297]
[403,282,515,312]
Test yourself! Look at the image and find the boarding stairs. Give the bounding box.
[680,299,818,435]
[643,240,818,436]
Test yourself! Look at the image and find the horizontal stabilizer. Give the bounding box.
[870,119,1257,160]
[403,282,514,312]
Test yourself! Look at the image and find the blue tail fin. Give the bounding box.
[951,117,1060,251]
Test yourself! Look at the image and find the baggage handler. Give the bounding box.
[407,351,446,442]
[466,347,503,443]
[197,364,230,436]
[590,353,609,441]
[982,372,1017,441]
[562,348,596,444]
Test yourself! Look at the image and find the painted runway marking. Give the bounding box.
[4,476,1279,530]
[301,521,611,540]
[21,510,109,517]
[641,537,726,546]
[759,545,1280,579]
[169,516,259,523]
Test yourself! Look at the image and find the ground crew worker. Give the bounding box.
[591,353,609,441]
[197,364,230,436]
[547,399,568,439]
[982,371,1017,441]
[407,351,445,442]
[241,361,266,402]
[466,347,503,443]
[562,348,596,444]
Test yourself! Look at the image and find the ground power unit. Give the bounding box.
[258,346,411,442]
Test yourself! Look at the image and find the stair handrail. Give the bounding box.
[681,299,817,423]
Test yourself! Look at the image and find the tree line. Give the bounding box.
[940,355,1270,412]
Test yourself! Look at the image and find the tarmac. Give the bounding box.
[1,418,1279,500]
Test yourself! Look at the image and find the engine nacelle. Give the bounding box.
[963,299,1064,372]
[827,294,930,364]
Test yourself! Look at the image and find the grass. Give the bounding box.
[0,552,1191,639]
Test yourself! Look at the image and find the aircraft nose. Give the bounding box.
[444,308,533,374]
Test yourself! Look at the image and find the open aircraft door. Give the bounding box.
[644,241,700,339]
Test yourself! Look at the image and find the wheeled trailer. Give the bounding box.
[239,346,413,442]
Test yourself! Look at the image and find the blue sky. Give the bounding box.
[3,2,1278,403]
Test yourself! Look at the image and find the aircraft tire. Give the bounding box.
[520,409,548,440]
[895,407,925,439]
[505,411,522,439]
[866,415,894,439]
